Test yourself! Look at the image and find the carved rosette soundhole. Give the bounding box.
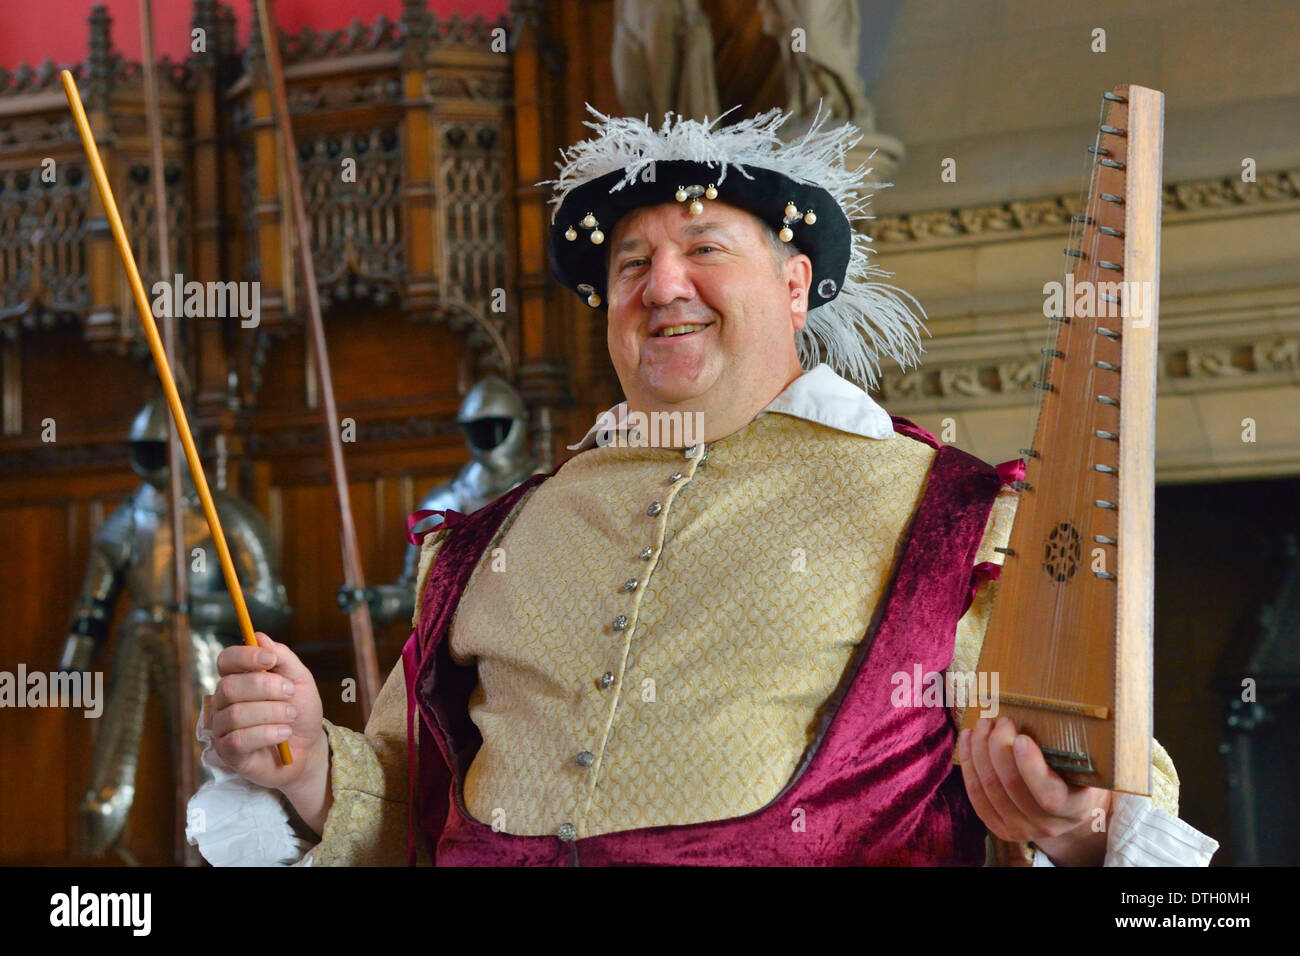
[1043,521,1082,583]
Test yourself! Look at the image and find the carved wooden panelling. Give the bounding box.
[437,120,507,301]
[238,140,259,282]
[0,164,90,323]
[121,162,188,293]
[300,127,403,304]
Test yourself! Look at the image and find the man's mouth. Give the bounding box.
[652,323,711,338]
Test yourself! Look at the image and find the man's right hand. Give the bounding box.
[210,632,332,835]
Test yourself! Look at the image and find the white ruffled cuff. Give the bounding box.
[1032,791,1219,867]
[185,708,318,867]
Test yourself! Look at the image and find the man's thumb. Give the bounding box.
[256,633,312,683]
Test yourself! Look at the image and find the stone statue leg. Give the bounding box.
[676,1,721,121]
[80,611,156,859]
[612,0,720,122]
[611,2,656,118]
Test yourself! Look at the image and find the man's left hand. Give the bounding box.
[959,716,1112,866]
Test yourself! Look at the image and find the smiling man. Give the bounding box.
[189,106,1217,867]
[603,206,811,439]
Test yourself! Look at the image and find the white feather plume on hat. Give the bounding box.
[542,103,928,390]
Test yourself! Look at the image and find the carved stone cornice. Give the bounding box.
[1166,337,1300,388]
[875,325,1300,412]
[867,169,1300,246]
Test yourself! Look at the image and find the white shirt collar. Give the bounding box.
[566,363,894,452]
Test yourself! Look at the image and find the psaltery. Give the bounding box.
[961,85,1164,795]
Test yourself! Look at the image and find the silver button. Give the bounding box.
[557,823,577,842]
[668,472,683,483]
[638,546,654,560]
[598,672,615,689]
[575,750,595,767]
[684,444,699,458]
[621,578,639,592]
[611,614,629,631]
[646,501,662,517]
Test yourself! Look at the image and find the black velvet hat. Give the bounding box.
[540,105,928,390]
[548,159,852,313]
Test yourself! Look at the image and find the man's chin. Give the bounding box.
[635,379,712,409]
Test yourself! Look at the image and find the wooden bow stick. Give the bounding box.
[61,69,291,766]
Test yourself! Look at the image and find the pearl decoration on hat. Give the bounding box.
[565,211,605,244]
[779,200,817,242]
[676,184,714,216]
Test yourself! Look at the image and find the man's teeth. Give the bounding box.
[656,324,709,338]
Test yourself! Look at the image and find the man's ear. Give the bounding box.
[784,253,813,330]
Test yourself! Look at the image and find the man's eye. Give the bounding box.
[618,247,714,272]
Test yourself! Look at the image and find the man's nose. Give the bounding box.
[642,249,695,308]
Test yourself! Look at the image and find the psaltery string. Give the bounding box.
[1055,94,1113,755]
[1072,96,1110,720]
[1016,91,1117,762]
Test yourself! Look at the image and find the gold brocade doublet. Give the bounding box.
[449,411,939,836]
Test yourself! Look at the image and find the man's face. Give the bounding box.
[604,200,812,417]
